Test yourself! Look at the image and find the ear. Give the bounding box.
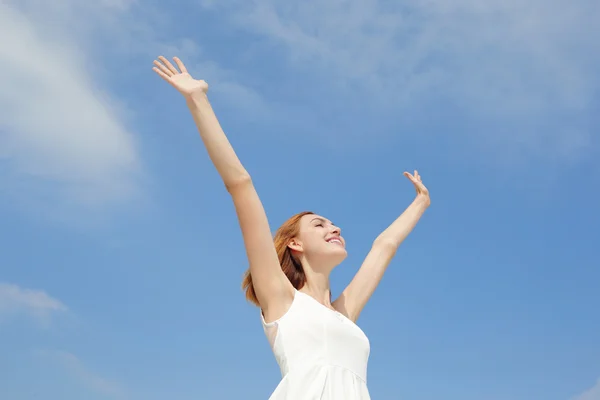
[287,238,303,253]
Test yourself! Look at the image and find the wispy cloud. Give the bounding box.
[0,0,270,211]
[35,349,126,399]
[204,0,599,111]
[573,378,600,400]
[0,283,66,324]
[201,0,599,159]
[157,38,270,119]
[0,0,144,207]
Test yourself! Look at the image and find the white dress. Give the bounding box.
[262,289,371,399]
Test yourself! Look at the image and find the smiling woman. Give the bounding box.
[153,55,430,400]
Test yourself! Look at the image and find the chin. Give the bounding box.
[328,248,348,265]
[309,247,348,269]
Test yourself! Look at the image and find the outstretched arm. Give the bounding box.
[153,57,294,317]
[334,171,430,322]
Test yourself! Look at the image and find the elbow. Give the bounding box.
[225,174,252,193]
[372,237,399,253]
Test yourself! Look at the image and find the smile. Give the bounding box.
[326,238,344,247]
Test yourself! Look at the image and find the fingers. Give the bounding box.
[153,56,189,84]
[404,170,424,184]
[152,66,171,82]
[158,56,179,74]
[153,60,173,78]
[410,170,422,182]
[414,170,421,182]
[173,57,188,74]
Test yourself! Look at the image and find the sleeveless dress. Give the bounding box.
[261,289,371,399]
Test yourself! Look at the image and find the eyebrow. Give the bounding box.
[310,217,333,225]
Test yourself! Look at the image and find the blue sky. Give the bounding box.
[1,0,599,399]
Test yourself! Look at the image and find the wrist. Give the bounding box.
[185,91,210,107]
[415,194,430,208]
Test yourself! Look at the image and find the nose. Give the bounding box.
[331,225,341,236]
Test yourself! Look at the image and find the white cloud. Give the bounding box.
[35,349,126,399]
[0,0,272,210]
[206,0,599,109]
[573,378,600,400]
[201,0,599,158]
[157,37,271,119]
[0,283,66,324]
[0,0,141,207]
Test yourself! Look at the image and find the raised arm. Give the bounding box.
[152,56,294,317]
[333,170,430,322]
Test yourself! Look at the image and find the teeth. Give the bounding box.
[328,239,342,245]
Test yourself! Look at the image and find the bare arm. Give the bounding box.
[334,171,430,321]
[153,56,294,315]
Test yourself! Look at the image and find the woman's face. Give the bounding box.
[289,214,347,267]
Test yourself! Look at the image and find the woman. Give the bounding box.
[153,56,430,400]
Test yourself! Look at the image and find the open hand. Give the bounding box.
[152,56,208,98]
[404,170,430,206]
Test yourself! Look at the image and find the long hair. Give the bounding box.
[242,211,314,307]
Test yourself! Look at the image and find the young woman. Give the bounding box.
[153,56,430,400]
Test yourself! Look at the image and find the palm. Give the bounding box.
[152,56,208,97]
[169,73,208,94]
[403,170,430,203]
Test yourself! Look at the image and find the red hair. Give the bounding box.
[241,211,313,306]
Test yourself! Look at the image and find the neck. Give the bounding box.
[300,259,333,306]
